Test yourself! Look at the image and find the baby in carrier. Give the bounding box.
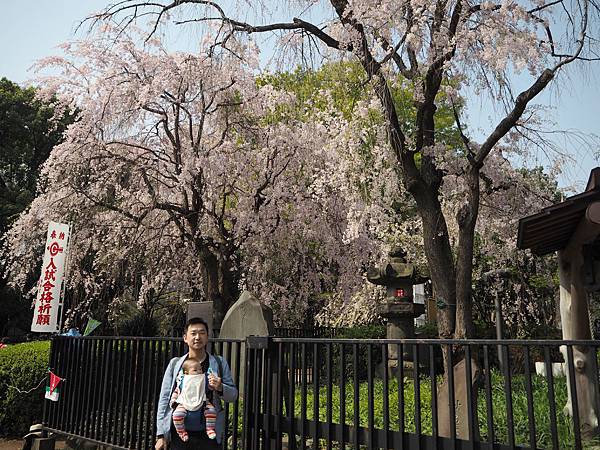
[170,358,218,442]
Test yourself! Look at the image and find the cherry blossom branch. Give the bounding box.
[403,3,419,73]
[95,0,347,52]
[475,69,554,167]
[75,187,146,224]
[104,140,177,168]
[450,96,474,159]
[476,0,591,166]
[416,0,462,156]
[528,0,565,14]
[376,34,413,78]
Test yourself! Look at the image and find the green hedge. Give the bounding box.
[0,341,50,437]
[326,325,386,382]
[336,324,386,339]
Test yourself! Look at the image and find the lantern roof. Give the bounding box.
[367,247,429,286]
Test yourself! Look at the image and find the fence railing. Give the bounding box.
[244,338,600,450]
[211,327,346,339]
[43,336,244,450]
[273,327,345,339]
[44,336,600,450]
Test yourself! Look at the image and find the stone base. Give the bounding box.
[437,358,480,440]
[407,343,443,364]
[387,346,444,377]
[31,437,55,450]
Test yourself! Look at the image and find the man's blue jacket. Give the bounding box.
[156,353,238,444]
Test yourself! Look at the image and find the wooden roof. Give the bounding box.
[517,168,600,255]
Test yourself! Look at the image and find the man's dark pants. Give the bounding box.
[169,425,220,450]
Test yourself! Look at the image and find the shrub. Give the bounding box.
[116,310,160,336]
[0,340,50,437]
[337,324,386,339]
[415,321,439,338]
[328,324,386,382]
[415,321,497,339]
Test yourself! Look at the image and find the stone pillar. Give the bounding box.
[187,301,214,334]
[557,201,600,439]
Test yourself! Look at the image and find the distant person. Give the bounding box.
[155,317,237,450]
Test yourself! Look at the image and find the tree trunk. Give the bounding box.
[365,63,457,340]
[412,188,457,339]
[199,247,238,329]
[454,168,479,339]
[350,29,479,440]
[348,31,457,339]
[430,169,481,439]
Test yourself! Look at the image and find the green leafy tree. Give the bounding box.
[0,78,74,232]
[0,78,75,336]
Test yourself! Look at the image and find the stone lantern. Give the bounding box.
[367,247,428,371]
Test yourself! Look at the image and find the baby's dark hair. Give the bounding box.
[182,359,202,373]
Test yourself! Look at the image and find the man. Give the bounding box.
[155,317,238,449]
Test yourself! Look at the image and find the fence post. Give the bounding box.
[244,336,273,450]
[43,337,57,430]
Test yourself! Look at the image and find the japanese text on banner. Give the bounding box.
[31,221,70,333]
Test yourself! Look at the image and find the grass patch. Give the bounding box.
[284,370,597,449]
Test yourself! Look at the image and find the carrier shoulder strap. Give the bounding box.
[169,356,184,397]
[216,354,223,378]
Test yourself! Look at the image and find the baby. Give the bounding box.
[170,358,218,442]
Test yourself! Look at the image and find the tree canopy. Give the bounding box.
[3,31,559,332]
[0,78,74,234]
[0,78,75,336]
[87,0,600,339]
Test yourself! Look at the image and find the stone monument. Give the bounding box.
[187,301,214,335]
[219,290,274,396]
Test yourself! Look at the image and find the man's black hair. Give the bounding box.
[184,317,209,334]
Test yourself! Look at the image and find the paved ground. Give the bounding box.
[0,439,69,450]
[0,441,20,450]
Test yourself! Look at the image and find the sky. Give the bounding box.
[1,0,599,192]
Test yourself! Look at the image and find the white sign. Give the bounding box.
[31,221,71,333]
[45,385,60,402]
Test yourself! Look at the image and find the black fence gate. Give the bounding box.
[44,336,599,450]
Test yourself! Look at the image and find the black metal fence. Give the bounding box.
[44,337,600,450]
[43,336,243,450]
[244,338,600,450]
